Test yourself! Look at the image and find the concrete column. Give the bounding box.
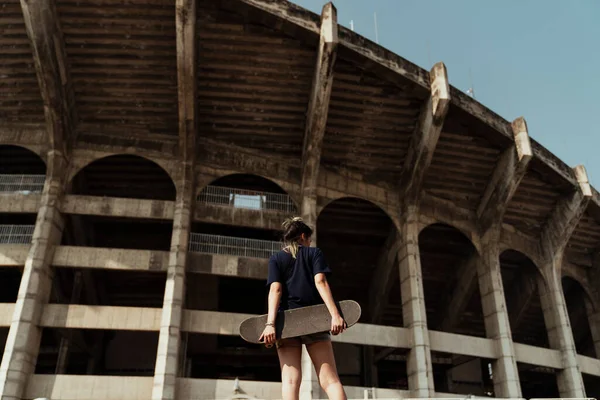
[585,302,600,359]
[152,162,194,400]
[398,206,434,397]
[0,150,67,400]
[477,229,521,397]
[538,261,586,397]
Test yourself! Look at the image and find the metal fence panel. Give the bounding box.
[197,185,296,213]
[0,174,45,193]
[0,224,35,244]
[189,233,281,259]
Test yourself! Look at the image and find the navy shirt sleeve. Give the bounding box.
[311,247,332,276]
[266,253,281,286]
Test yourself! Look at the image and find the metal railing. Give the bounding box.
[189,232,281,259]
[0,225,35,244]
[197,185,296,213]
[0,174,45,193]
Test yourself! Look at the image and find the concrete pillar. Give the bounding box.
[398,207,434,397]
[538,261,586,397]
[585,302,600,359]
[477,229,521,397]
[152,162,194,400]
[0,150,66,400]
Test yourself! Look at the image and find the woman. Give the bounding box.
[259,217,347,400]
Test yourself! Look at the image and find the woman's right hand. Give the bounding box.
[259,324,276,346]
[330,314,347,335]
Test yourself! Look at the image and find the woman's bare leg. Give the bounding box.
[277,343,303,400]
[306,340,347,400]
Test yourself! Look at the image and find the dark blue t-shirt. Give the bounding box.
[266,246,332,311]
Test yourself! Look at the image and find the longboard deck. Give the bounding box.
[239,300,361,345]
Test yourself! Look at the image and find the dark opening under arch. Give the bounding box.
[70,154,176,201]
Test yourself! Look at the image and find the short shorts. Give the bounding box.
[275,331,331,349]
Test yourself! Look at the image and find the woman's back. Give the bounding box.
[267,245,331,311]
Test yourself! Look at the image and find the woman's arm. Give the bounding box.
[259,282,282,345]
[314,273,346,335]
[266,282,282,324]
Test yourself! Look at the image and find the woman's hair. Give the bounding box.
[281,216,313,258]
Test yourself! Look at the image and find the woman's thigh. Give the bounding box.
[277,342,303,381]
[305,340,340,383]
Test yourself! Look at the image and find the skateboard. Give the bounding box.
[239,300,361,347]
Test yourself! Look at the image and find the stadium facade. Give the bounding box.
[1,0,600,399]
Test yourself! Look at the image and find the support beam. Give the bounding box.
[506,271,537,330]
[368,227,400,324]
[438,254,478,332]
[0,151,66,400]
[300,2,338,230]
[19,0,75,153]
[399,62,450,205]
[152,0,197,398]
[540,165,592,261]
[477,117,532,232]
[398,208,434,397]
[538,165,591,397]
[478,229,522,397]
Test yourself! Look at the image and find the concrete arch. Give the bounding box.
[0,144,47,174]
[68,153,177,201]
[197,172,300,212]
[317,195,400,230]
[68,151,177,184]
[562,265,596,313]
[499,248,544,282]
[419,220,481,255]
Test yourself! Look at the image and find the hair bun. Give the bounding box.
[282,216,303,229]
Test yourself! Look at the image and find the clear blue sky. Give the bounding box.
[293,0,600,186]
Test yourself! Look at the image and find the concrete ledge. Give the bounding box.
[0,303,14,327]
[578,354,600,377]
[194,203,289,231]
[513,342,563,369]
[40,304,162,331]
[429,330,496,359]
[62,194,175,220]
[0,193,41,213]
[181,310,411,348]
[53,246,169,271]
[0,244,29,266]
[25,375,153,400]
[187,253,268,279]
[178,377,281,400]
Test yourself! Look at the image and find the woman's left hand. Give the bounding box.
[330,314,347,335]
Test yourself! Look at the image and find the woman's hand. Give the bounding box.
[259,324,276,346]
[330,314,347,335]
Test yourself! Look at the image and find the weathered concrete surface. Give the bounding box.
[0,245,29,267]
[400,62,450,205]
[62,195,175,220]
[19,0,75,153]
[0,151,66,400]
[26,375,153,400]
[194,203,287,231]
[300,2,338,234]
[187,253,267,280]
[40,304,162,331]
[478,117,532,232]
[0,124,47,158]
[0,305,14,327]
[397,208,434,397]
[53,246,169,271]
[538,165,591,397]
[477,229,522,397]
[0,193,41,214]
